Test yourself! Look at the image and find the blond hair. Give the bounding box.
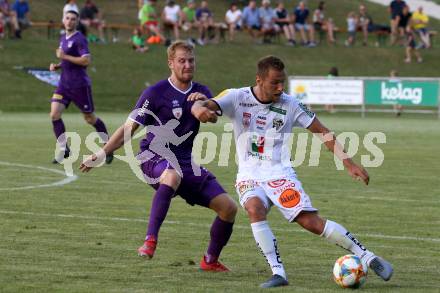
[167,40,195,60]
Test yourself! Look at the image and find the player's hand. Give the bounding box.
[193,106,217,123]
[56,48,65,59]
[187,92,208,102]
[346,161,369,185]
[49,63,58,71]
[79,151,105,173]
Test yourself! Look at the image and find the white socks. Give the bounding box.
[321,220,375,265]
[251,221,287,279]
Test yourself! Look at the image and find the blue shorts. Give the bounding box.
[141,158,226,207]
[51,85,95,113]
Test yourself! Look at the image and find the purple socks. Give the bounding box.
[52,119,66,148]
[206,216,234,261]
[93,118,109,141]
[146,184,175,239]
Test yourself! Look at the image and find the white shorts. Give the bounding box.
[235,176,317,222]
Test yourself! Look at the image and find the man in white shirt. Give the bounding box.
[162,0,181,40]
[225,2,242,41]
[191,56,393,288]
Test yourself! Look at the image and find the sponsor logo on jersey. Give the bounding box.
[242,112,251,127]
[268,179,287,188]
[239,102,258,107]
[251,135,265,153]
[273,118,284,130]
[299,102,314,118]
[172,99,182,119]
[269,105,286,115]
[137,100,150,117]
[236,180,257,196]
[278,188,301,208]
[68,41,73,48]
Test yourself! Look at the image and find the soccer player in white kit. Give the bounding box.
[191,56,393,288]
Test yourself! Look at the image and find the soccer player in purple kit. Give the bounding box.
[49,10,112,164]
[80,41,237,272]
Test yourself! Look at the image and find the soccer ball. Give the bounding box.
[333,255,368,289]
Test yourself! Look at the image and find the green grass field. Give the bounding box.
[0,113,439,292]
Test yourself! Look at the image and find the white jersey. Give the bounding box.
[214,87,315,181]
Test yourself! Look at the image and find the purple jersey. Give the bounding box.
[130,79,213,163]
[59,31,91,89]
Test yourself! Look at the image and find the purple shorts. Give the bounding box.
[141,159,226,207]
[51,85,95,113]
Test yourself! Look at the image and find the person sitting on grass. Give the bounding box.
[131,26,148,53]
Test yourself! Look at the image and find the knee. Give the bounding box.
[222,198,238,219]
[297,213,326,235]
[49,111,61,121]
[159,169,181,190]
[83,114,96,125]
[245,202,266,222]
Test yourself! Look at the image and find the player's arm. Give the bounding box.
[79,120,139,172]
[191,99,220,123]
[49,63,61,71]
[307,117,370,185]
[56,48,91,67]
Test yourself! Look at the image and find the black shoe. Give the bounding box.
[52,147,70,164]
[105,152,114,164]
[260,274,289,288]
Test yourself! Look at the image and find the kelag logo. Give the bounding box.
[381,82,422,105]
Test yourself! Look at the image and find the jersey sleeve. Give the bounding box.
[290,99,316,129]
[77,36,90,57]
[128,88,156,126]
[213,89,237,119]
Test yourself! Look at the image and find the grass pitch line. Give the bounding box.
[0,161,78,191]
[0,209,439,243]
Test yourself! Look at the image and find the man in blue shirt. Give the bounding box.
[293,1,316,47]
[242,0,261,43]
[12,0,30,34]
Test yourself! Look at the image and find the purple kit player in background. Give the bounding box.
[49,10,112,164]
[80,41,237,272]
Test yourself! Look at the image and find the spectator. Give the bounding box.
[404,23,422,63]
[293,1,316,47]
[275,1,295,45]
[325,67,338,113]
[412,6,430,48]
[242,0,261,43]
[162,0,181,40]
[80,0,105,42]
[225,2,242,42]
[259,0,277,43]
[195,0,214,45]
[357,4,373,46]
[389,0,406,45]
[389,70,403,116]
[345,11,357,47]
[181,0,198,33]
[398,4,411,44]
[12,0,30,37]
[0,0,19,38]
[139,0,164,43]
[0,11,4,39]
[313,1,335,44]
[131,26,148,53]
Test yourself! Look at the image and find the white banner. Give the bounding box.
[289,78,364,105]
[26,68,60,87]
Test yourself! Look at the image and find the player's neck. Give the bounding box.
[66,29,77,37]
[169,76,191,92]
[252,86,272,104]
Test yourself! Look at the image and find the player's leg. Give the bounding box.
[295,211,393,281]
[138,161,181,259]
[200,193,237,271]
[238,181,288,288]
[50,95,70,163]
[74,86,113,164]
